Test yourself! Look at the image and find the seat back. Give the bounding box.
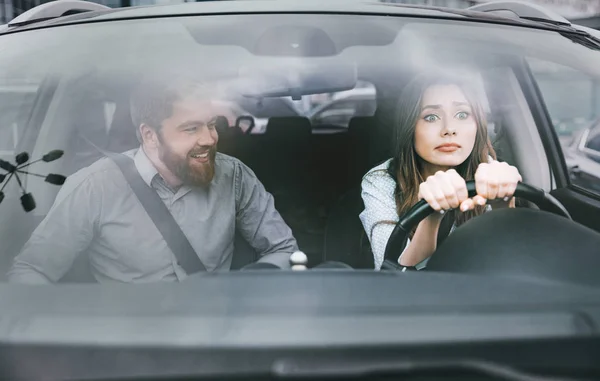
[263,116,312,193]
[323,185,374,269]
[348,116,374,183]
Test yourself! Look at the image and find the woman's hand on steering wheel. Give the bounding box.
[474,160,522,207]
[418,161,522,214]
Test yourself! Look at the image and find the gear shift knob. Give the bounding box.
[290,251,308,271]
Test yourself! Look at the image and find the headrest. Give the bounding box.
[266,117,311,139]
[348,116,374,133]
[215,115,229,130]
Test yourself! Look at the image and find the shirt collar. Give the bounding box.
[134,147,160,187]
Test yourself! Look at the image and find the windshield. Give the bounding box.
[0,12,599,283]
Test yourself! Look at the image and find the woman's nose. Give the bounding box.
[441,120,457,136]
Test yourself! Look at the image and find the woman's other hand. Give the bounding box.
[472,160,522,208]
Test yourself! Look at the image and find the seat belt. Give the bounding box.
[106,152,207,275]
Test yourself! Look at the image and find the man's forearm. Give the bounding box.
[256,252,293,269]
[236,164,299,269]
[7,231,84,284]
[8,261,53,284]
[255,232,298,269]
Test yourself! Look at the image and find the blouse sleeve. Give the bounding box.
[359,170,410,270]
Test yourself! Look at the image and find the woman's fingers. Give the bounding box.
[460,198,474,212]
[428,176,452,211]
[474,163,487,199]
[487,178,499,200]
[505,183,517,201]
[504,166,522,200]
[419,182,441,211]
[475,162,497,199]
[419,170,469,212]
[472,195,487,207]
[497,181,508,199]
[448,169,469,204]
[418,166,525,213]
[418,162,522,216]
[475,161,522,201]
[436,171,461,209]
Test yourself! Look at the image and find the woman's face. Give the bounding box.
[414,84,478,171]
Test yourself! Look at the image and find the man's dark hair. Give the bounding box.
[129,71,220,142]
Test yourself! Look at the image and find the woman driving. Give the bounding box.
[360,73,522,270]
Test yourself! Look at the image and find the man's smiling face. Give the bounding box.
[155,97,233,187]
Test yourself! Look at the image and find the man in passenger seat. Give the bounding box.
[8,74,299,283]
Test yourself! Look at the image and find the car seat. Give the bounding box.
[323,184,374,269]
[263,116,312,204]
[216,115,243,158]
[348,116,375,184]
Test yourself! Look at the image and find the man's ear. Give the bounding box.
[139,124,159,148]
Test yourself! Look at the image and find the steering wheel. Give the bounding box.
[381,181,571,270]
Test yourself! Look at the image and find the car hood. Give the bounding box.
[0,271,599,347]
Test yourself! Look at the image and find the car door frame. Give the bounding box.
[515,59,600,232]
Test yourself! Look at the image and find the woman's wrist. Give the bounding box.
[398,214,443,266]
[425,211,445,224]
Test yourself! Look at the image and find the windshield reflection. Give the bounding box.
[0,14,599,283]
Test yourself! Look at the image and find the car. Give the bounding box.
[1,0,600,380]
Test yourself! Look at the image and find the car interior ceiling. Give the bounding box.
[0,58,538,282]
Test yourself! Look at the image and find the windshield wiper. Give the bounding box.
[561,32,600,51]
[272,358,589,381]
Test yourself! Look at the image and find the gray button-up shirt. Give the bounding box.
[8,148,298,283]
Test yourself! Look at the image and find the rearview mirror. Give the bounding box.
[237,60,357,100]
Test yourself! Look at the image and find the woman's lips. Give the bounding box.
[436,143,460,153]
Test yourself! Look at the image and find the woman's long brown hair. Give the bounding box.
[386,73,497,236]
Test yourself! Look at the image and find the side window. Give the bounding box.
[0,83,39,160]
[528,58,600,196]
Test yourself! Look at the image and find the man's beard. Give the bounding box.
[158,141,217,187]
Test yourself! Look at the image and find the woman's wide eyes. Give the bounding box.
[456,111,470,120]
[423,111,470,123]
[423,114,440,122]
